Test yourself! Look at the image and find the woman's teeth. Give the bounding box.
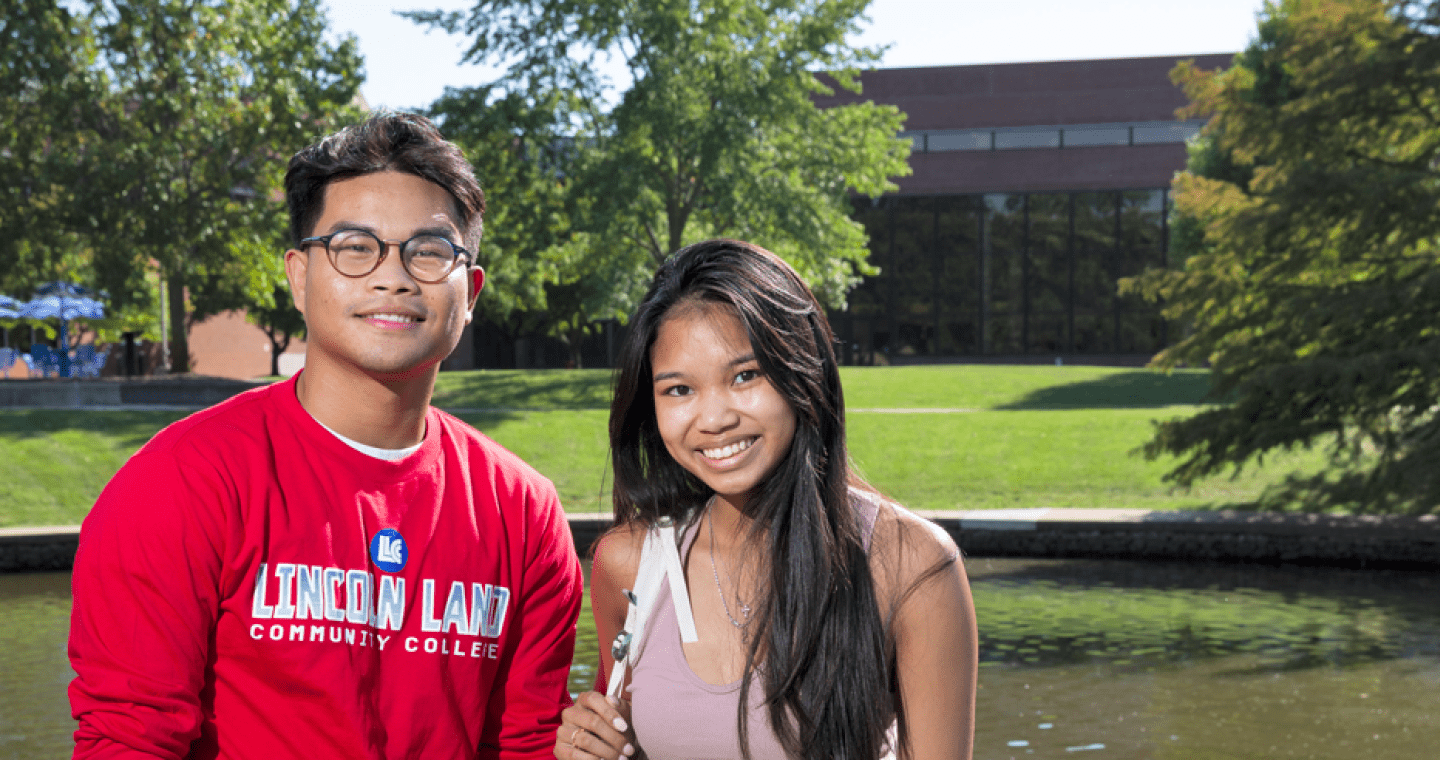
[703,438,754,460]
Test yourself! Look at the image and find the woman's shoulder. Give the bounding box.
[592,521,650,590]
[864,494,962,590]
[588,521,652,623]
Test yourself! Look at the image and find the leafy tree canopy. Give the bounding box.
[427,86,581,335]
[0,4,107,305]
[1122,0,1440,513]
[409,0,911,349]
[20,0,365,372]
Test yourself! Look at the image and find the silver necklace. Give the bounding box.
[707,505,752,628]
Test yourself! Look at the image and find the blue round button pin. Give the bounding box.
[369,528,407,573]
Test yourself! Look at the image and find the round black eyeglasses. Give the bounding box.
[300,229,472,284]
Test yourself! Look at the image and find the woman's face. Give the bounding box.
[649,304,798,511]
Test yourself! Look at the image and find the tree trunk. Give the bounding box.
[565,326,585,369]
[265,328,291,377]
[667,206,686,258]
[166,274,190,374]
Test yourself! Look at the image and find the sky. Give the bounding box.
[326,0,1270,113]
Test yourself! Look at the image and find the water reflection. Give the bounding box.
[969,558,1440,672]
[964,558,1440,760]
[5,558,1439,759]
[0,572,74,759]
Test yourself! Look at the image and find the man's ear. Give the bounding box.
[284,248,309,316]
[467,266,485,313]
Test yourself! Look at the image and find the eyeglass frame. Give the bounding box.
[298,228,474,285]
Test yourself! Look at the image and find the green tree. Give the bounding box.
[0,4,168,349]
[0,4,102,299]
[427,86,578,360]
[428,85,654,368]
[76,0,363,373]
[540,232,654,368]
[1121,0,1440,513]
[248,284,305,378]
[410,0,911,349]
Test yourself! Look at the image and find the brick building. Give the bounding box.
[812,53,1233,363]
[176,53,1234,378]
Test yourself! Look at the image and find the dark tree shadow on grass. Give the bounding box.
[996,370,1218,410]
[448,411,527,429]
[432,369,612,410]
[0,410,187,447]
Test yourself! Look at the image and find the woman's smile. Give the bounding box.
[701,436,756,462]
[649,304,797,509]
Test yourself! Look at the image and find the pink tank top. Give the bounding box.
[627,493,890,760]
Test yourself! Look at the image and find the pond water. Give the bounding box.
[5,558,1440,759]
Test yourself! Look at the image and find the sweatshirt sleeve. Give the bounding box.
[69,449,227,759]
[479,481,584,760]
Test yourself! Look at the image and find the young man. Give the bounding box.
[68,114,583,759]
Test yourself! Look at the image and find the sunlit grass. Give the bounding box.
[0,366,1318,526]
[0,410,188,527]
[840,365,1216,410]
[425,365,1220,412]
[432,369,613,410]
[847,407,1326,511]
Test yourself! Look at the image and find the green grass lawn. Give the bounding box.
[842,365,1217,410]
[429,364,1220,411]
[0,366,1320,527]
[848,408,1322,511]
[0,410,188,526]
[432,369,613,410]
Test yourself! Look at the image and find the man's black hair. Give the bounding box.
[285,113,485,251]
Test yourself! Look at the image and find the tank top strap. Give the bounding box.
[851,486,882,552]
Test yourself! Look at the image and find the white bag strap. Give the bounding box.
[606,517,699,698]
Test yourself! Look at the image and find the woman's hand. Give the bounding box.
[554,691,637,760]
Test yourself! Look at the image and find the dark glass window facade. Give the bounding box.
[834,190,1169,363]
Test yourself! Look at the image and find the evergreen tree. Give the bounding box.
[1122,0,1440,513]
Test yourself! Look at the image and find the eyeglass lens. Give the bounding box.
[327,229,461,281]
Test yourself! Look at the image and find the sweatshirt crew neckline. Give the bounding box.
[275,372,444,479]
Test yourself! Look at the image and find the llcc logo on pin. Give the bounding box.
[369,529,407,573]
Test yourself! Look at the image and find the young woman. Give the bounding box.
[555,239,977,760]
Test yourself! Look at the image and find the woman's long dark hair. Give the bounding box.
[610,239,895,760]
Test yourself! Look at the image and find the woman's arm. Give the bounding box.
[882,511,978,760]
[554,525,646,760]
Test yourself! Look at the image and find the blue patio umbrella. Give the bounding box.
[0,296,20,352]
[20,283,106,377]
[0,295,20,320]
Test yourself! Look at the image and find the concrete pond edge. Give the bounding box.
[6,508,1440,573]
[0,377,266,409]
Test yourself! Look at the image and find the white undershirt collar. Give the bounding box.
[315,419,423,461]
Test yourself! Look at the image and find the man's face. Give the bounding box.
[284,170,481,380]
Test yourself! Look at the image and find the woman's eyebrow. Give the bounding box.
[653,354,757,383]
